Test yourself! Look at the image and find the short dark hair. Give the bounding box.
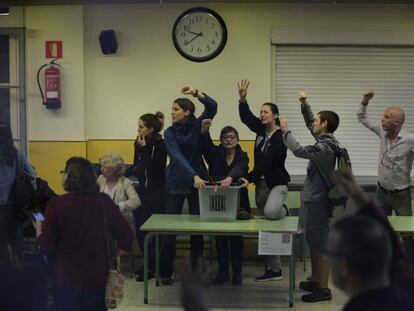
[331,215,391,279]
[318,110,339,133]
[174,98,195,116]
[63,157,99,194]
[220,126,239,140]
[140,111,165,133]
[0,125,16,166]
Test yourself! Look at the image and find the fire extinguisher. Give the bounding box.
[37,59,61,109]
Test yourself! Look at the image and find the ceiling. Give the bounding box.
[2,0,414,5]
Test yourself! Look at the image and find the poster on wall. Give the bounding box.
[45,41,62,59]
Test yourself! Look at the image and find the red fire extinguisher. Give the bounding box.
[37,59,61,109]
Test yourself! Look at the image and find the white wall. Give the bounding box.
[1,4,414,141]
[25,6,85,141]
[83,3,414,140]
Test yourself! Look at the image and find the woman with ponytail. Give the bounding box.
[128,111,167,282]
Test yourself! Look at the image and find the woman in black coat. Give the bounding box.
[127,111,167,282]
[200,119,250,286]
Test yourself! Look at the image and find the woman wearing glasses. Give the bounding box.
[200,119,250,285]
[237,79,290,282]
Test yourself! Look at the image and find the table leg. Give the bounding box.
[144,232,155,304]
[156,233,160,287]
[289,254,295,308]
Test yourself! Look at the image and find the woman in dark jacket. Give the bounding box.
[38,157,133,311]
[200,120,250,286]
[160,85,217,285]
[237,79,290,282]
[128,111,167,282]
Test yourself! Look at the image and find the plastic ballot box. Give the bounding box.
[198,183,244,221]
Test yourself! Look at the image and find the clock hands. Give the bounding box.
[184,32,203,46]
[186,30,202,36]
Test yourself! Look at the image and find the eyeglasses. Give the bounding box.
[59,170,66,174]
[221,135,237,141]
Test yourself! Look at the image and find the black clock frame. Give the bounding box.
[172,7,228,62]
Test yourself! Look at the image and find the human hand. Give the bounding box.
[193,175,206,189]
[331,168,368,208]
[201,119,212,134]
[135,134,146,147]
[220,177,233,189]
[298,91,308,105]
[239,177,249,187]
[237,79,250,103]
[362,90,374,106]
[182,86,196,96]
[278,115,289,131]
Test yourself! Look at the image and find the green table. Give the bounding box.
[141,214,300,307]
[388,216,414,235]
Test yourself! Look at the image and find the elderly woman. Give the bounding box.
[38,157,133,311]
[97,153,141,224]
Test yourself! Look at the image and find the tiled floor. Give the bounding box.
[118,258,347,311]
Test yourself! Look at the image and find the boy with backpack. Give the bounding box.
[278,92,346,302]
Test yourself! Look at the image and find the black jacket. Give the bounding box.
[239,101,290,187]
[200,132,250,211]
[129,134,167,196]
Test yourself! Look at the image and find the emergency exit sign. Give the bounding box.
[45,41,62,59]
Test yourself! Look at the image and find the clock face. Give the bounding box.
[172,7,227,62]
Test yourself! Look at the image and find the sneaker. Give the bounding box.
[301,287,332,302]
[160,277,173,286]
[135,270,154,282]
[211,272,229,285]
[255,269,282,282]
[232,273,242,286]
[299,278,319,292]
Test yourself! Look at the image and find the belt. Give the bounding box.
[377,182,409,194]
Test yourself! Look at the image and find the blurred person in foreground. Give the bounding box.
[327,168,414,311]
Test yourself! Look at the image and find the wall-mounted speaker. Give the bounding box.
[99,30,118,55]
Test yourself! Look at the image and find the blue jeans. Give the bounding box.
[160,188,203,278]
[53,286,106,311]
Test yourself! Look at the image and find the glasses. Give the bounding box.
[380,145,398,170]
[221,135,237,141]
[60,170,66,174]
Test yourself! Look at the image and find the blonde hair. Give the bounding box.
[99,153,125,177]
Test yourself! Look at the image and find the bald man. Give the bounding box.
[357,91,414,217]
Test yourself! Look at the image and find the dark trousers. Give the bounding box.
[134,189,164,272]
[160,188,203,278]
[0,204,23,264]
[53,286,106,311]
[215,236,243,275]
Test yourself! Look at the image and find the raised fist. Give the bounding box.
[298,91,308,105]
[181,85,195,95]
[201,119,212,134]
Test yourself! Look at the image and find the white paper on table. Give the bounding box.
[258,231,293,255]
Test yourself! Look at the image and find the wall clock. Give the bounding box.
[172,7,227,62]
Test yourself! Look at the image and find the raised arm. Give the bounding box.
[238,79,264,135]
[181,85,218,130]
[279,115,331,161]
[357,90,381,136]
[298,92,316,135]
[199,119,217,165]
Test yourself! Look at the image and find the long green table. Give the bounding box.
[388,216,414,235]
[141,214,300,307]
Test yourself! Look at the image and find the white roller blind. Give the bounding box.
[273,46,414,177]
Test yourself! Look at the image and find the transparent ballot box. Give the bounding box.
[198,183,244,221]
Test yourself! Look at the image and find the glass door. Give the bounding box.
[0,27,26,155]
